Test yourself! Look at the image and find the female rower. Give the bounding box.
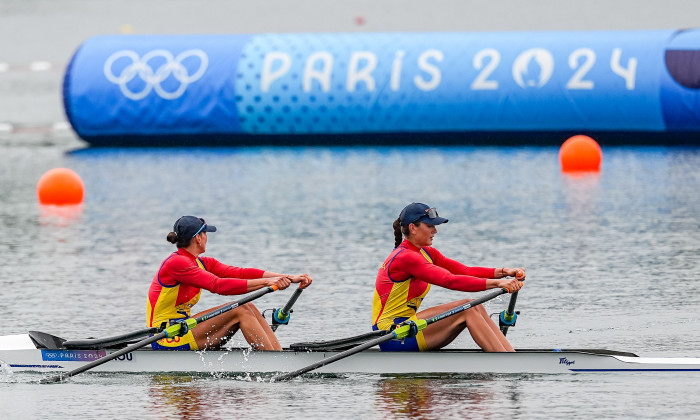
[372,203,524,352]
[147,215,312,351]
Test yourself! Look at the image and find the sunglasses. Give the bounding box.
[425,207,438,218]
[192,218,207,238]
[410,207,439,224]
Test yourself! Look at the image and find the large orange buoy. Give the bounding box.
[37,168,85,205]
[559,135,602,172]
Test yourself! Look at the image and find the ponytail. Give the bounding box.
[393,218,403,248]
[166,231,192,248]
[393,218,417,248]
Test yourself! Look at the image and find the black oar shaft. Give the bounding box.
[425,288,507,326]
[280,287,304,318]
[500,291,519,336]
[41,333,167,383]
[272,288,507,382]
[273,332,393,381]
[42,286,278,384]
[272,287,304,332]
[195,286,275,323]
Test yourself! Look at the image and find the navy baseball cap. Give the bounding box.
[398,203,449,226]
[174,216,217,239]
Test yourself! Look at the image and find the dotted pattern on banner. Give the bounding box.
[234,33,474,134]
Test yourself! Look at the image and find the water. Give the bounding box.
[1,145,700,418]
[3,1,700,418]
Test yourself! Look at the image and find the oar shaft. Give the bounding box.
[273,287,508,381]
[196,286,278,323]
[501,291,519,334]
[273,332,394,381]
[272,287,304,331]
[426,288,507,326]
[42,285,279,384]
[280,287,304,318]
[41,332,166,383]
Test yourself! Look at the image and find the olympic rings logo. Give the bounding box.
[103,49,208,100]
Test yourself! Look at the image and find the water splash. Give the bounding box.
[0,359,17,383]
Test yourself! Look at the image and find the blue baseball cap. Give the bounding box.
[398,203,449,226]
[174,216,217,239]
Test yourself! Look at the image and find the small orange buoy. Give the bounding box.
[559,135,602,172]
[37,168,85,205]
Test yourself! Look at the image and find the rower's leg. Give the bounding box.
[192,302,282,351]
[419,300,512,352]
[233,303,282,351]
[476,304,515,352]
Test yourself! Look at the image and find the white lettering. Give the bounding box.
[391,50,405,91]
[347,51,377,92]
[303,51,333,92]
[414,49,443,91]
[566,48,595,90]
[471,48,500,90]
[261,52,291,92]
[610,48,637,90]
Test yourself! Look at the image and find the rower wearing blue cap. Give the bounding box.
[147,215,312,351]
[372,203,525,352]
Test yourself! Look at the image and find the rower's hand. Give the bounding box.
[288,273,313,289]
[499,277,524,294]
[502,267,526,280]
[271,276,292,290]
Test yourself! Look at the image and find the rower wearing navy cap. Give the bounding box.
[372,203,524,352]
[147,215,312,351]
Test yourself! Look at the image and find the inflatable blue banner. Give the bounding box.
[62,30,700,144]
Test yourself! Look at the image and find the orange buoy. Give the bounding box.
[559,135,602,172]
[37,168,85,205]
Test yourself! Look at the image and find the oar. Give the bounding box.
[62,327,162,350]
[499,291,519,336]
[499,270,524,336]
[41,285,280,384]
[272,286,304,331]
[271,287,508,382]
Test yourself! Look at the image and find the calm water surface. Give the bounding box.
[3,1,700,417]
[1,143,700,418]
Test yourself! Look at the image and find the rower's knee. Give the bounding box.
[241,302,263,319]
[463,305,483,322]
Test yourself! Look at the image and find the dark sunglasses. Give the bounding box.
[411,207,439,224]
[192,218,207,238]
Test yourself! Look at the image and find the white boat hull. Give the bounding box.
[1,334,699,375]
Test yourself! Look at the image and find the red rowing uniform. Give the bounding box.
[147,248,265,329]
[372,240,496,333]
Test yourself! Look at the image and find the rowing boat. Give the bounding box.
[2,331,699,375]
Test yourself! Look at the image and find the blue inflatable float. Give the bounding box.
[63,29,700,146]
